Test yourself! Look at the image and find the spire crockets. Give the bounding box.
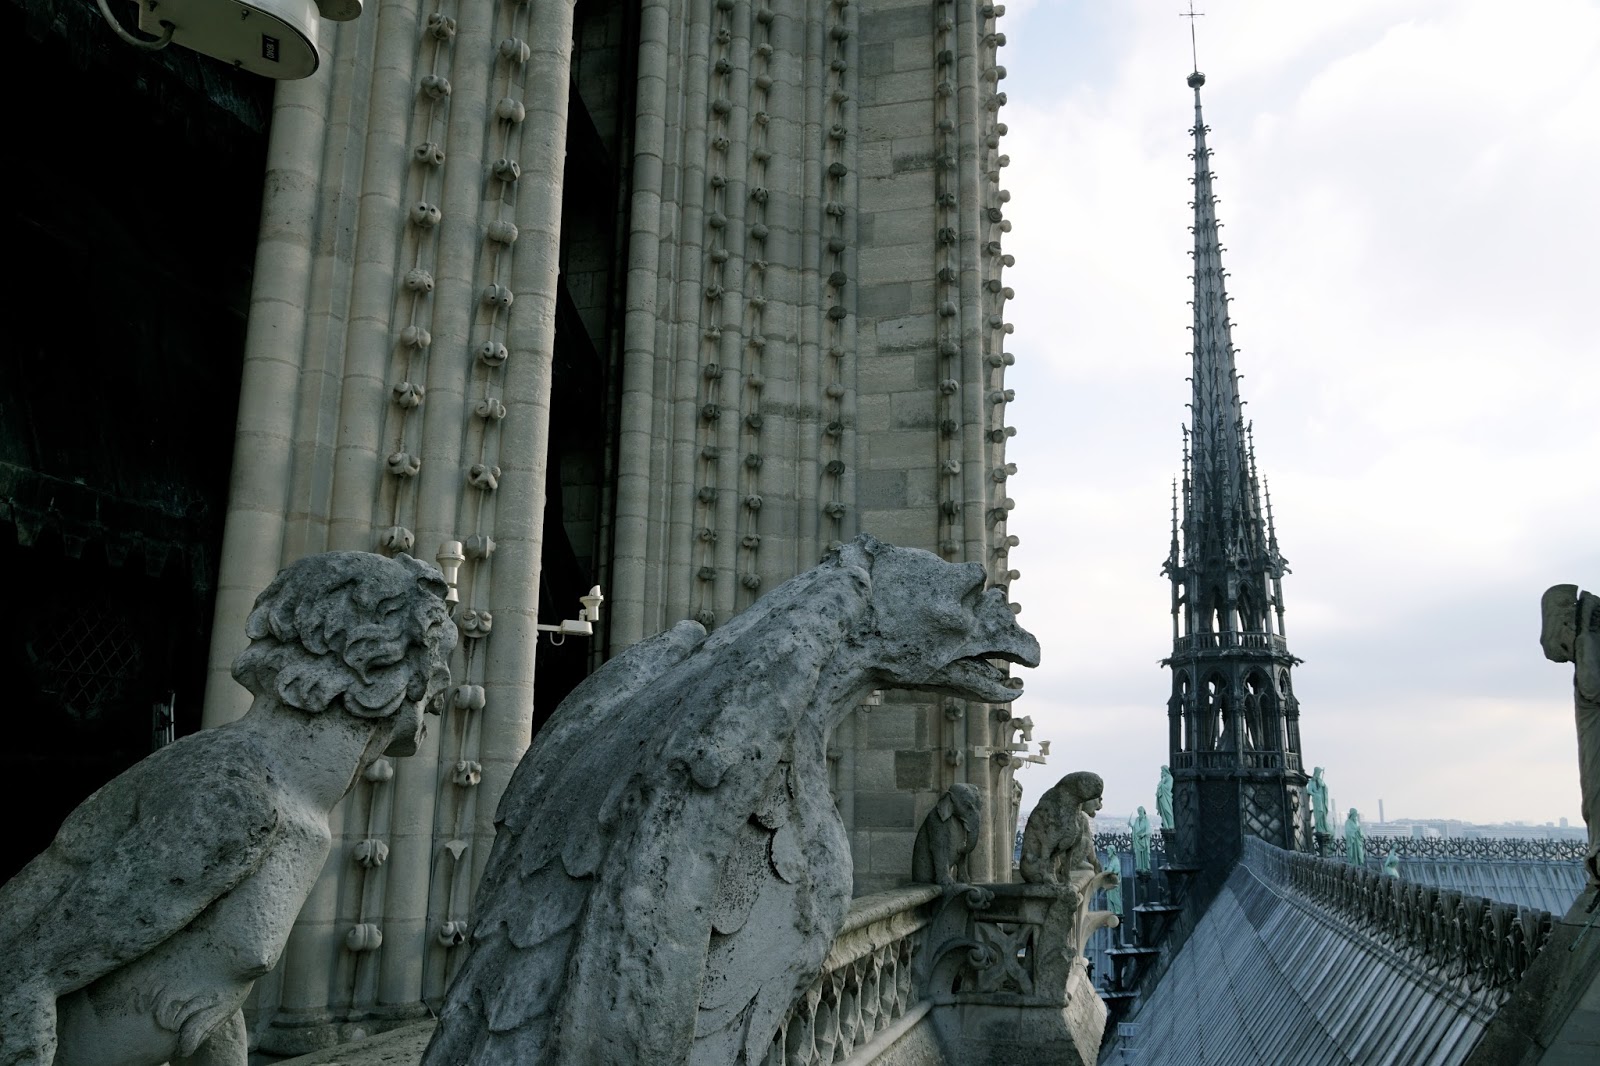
[1182,68,1265,578]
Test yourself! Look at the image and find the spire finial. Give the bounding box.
[1181,2,1205,80]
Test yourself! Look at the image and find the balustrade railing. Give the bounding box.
[764,885,940,1066]
[1327,835,1589,864]
[1243,837,1556,1009]
[1174,630,1286,652]
[1093,832,1169,870]
[1168,749,1300,772]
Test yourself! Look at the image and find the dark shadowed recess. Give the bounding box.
[0,0,270,881]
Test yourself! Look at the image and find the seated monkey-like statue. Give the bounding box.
[1019,770,1106,885]
[912,783,984,885]
[1016,770,1120,975]
[0,552,456,1066]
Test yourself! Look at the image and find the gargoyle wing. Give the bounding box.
[424,622,708,1064]
[549,563,871,1064]
[0,734,280,1061]
[691,755,852,1066]
[429,563,871,1065]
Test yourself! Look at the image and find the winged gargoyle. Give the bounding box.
[0,552,455,1066]
[424,534,1041,1066]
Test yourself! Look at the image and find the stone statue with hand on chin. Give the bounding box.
[0,551,456,1066]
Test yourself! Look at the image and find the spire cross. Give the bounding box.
[1180,2,1205,72]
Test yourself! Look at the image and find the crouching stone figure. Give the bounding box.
[1019,771,1105,884]
[0,551,456,1066]
[912,783,984,885]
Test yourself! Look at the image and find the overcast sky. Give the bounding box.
[999,0,1600,828]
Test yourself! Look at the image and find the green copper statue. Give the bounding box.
[1307,766,1331,836]
[1101,848,1123,915]
[1381,850,1400,879]
[1156,765,1174,831]
[1131,806,1153,874]
[1344,808,1364,867]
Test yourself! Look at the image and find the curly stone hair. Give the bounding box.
[232,551,456,718]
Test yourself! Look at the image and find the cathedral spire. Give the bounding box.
[1163,67,1309,872]
[1184,69,1253,572]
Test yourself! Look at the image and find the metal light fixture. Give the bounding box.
[579,586,604,623]
[436,542,465,605]
[537,586,605,644]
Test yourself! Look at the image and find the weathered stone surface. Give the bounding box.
[1019,771,1105,884]
[911,784,983,886]
[923,882,1111,1066]
[275,1021,437,1065]
[0,552,455,1066]
[1542,584,1600,886]
[423,535,1039,1066]
[894,749,935,791]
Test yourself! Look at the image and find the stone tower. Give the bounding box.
[1161,69,1308,875]
[182,0,1033,1051]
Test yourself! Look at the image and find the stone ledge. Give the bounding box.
[269,1020,435,1066]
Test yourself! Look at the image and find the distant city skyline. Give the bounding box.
[998,1,1599,825]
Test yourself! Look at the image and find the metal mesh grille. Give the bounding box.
[30,602,143,720]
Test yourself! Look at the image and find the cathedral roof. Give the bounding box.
[1103,840,1559,1066]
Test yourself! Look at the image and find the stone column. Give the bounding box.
[603,0,1028,895]
[202,0,576,1050]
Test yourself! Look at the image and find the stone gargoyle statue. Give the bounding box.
[1015,770,1119,969]
[0,552,455,1066]
[912,783,984,886]
[1019,770,1105,884]
[423,534,1040,1066]
[1541,583,1600,885]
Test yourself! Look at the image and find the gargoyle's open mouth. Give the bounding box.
[932,653,1031,703]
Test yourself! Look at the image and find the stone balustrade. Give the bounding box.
[1094,832,1170,868]
[763,885,942,1066]
[1327,834,1589,864]
[1245,836,1557,1009]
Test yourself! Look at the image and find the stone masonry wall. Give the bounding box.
[606,0,1035,896]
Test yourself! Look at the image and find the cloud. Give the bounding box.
[997,2,1600,826]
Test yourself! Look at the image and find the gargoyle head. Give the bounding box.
[939,782,984,837]
[1541,584,1579,664]
[232,551,457,755]
[828,535,1040,704]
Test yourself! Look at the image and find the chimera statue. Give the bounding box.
[1020,771,1105,884]
[1541,584,1600,885]
[0,552,455,1066]
[423,535,1040,1066]
[912,783,984,886]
